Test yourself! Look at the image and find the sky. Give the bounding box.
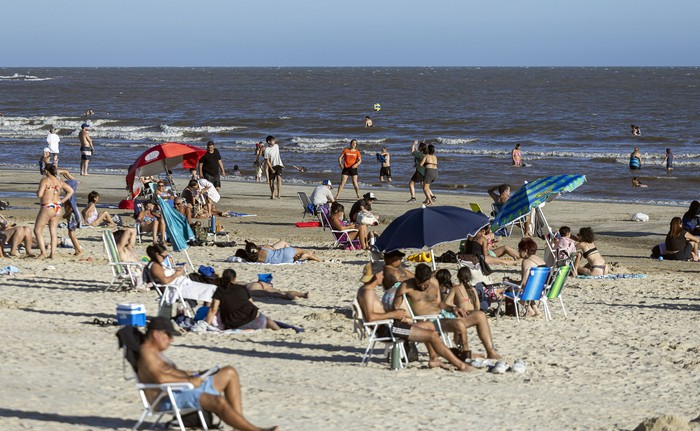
[3,0,699,67]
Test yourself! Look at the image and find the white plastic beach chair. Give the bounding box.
[352,298,408,368]
[102,229,144,292]
[400,294,453,348]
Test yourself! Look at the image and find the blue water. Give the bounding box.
[1,67,699,205]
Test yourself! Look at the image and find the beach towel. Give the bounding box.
[224,258,307,265]
[576,274,647,279]
[295,221,321,228]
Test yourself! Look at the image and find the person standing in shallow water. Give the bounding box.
[662,148,673,172]
[629,147,642,170]
[511,144,522,167]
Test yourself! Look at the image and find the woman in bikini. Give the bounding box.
[464,225,520,266]
[34,164,74,258]
[137,202,166,244]
[82,191,117,227]
[419,144,438,205]
[438,267,480,314]
[504,237,545,317]
[575,227,608,275]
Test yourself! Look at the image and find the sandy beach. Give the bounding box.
[1,169,699,431]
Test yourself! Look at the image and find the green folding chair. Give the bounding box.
[542,265,570,321]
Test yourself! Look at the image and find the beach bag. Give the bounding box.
[357,211,379,226]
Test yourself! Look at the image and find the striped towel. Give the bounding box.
[577,274,647,279]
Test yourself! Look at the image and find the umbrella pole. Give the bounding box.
[536,206,556,262]
[183,249,196,273]
[430,249,436,271]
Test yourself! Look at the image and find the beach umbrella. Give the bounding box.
[493,174,586,229]
[125,142,206,199]
[156,196,195,271]
[374,205,490,270]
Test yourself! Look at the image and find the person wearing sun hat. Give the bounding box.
[137,316,279,431]
[355,262,472,371]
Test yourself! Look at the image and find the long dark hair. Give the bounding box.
[435,269,452,295]
[683,201,700,220]
[218,268,237,288]
[457,267,478,310]
[668,217,684,239]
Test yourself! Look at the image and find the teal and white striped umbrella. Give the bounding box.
[493,175,586,228]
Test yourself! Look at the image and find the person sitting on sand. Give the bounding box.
[137,317,279,431]
[204,269,281,331]
[356,263,472,371]
[574,227,608,276]
[504,237,547,317]
[0,213,35,258]
[394,263,501,360]
[681,201,700,236]
[240,240,321,264]
[436,268,481,314]
[464,225,519,266]
[146,244,217,302]
[82,191,117,227]
[664,217,700,261]
[329,203,370,250]
[137,201,166,244]
[632,177,648,188]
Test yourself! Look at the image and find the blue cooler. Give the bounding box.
[116,303,147,327]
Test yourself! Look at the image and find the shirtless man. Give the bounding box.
[378,147,391,182]
[394,263,501,360]
[356,263,471,371]
[79,123,94,176]
[137,317,278,431]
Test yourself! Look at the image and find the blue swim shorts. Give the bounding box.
[159,375,220,411]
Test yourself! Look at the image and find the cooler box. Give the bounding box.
[117,303,147,327]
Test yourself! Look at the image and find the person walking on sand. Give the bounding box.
[419,144,438,205]
[34,164,74,259]
[335,139,362,199]
[263,135,284,199]
[79,123,94,176]
[511,143,523,167]
[407,140,426,203]
[629,147,642,170]
[137,317,279,431]
[378,147,391,182]
[662,148,673,172]
[198,141,226,190]
[46,127,60,166]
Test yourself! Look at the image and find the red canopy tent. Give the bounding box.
[125,142,206,199]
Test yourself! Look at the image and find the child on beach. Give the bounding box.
[232,165,241,177]
[253,160,263,182]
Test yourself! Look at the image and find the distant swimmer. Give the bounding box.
[629,147,642,170]
[662,148,673,172]
[511,143,523,167]
[83,109,94,117]
[292,165,307,173]
[632,177,648,188]
[630,124,641,136]
[365,116,373,127]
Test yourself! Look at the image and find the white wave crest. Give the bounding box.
[0,73,53,81]
[436,137,480,145]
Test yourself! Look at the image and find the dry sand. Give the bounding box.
[0,169,699,430]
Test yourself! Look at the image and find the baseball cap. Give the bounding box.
[146,316,179,337]
[384,249,406,259]
[364,192,377,200]
[323,179,333,188]
[43,147,51,153]
[359,262,379,283]
[81,123,90,129]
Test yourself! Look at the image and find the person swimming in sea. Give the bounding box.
[632,177,648,188]
[630,124,641,136]
[629,147,642,170]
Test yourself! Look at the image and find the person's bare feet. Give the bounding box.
[74,249,83,256]
[428,358,451,370]
[456,362,477,372]
[487,350,502,360]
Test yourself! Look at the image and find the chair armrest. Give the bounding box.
[364,319,393,327]
[412,314,441,322]
[110,262,144,268]
[136,382,195,390]
[333,228,358,234]
[194,365,220,379]
[502,281,519,289]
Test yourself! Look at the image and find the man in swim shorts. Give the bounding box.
[263,135,284,199]
[137,317,278,431]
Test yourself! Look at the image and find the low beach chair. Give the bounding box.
[297,192,315,222]
[503,266,550,323]
[320,211,361,250]
[541,264,570,321]
[400,294,453,347]
[142,262,194,319]
[352,298,408,368]
[469,202,485,214]
[102,229,144,292]
[116,326,212,431]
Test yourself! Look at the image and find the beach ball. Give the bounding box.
[373,103,381,112]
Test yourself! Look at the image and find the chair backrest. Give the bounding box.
[102,229,126,277]
[520,266,550,301]
[547,265,570,300]
[297,192,313,215]
[469,203,483,214]
[351,298,367,339]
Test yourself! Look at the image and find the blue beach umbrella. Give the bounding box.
[493,174,586,229]
[375,205,490,269]
[156,196,195,270]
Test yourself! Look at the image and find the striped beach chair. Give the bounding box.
[102,229,144,292]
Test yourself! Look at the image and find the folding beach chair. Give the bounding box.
[502,266,550,323]
[352,298,408,368]
[400,294,453,347]
[320,211,362,250]
[541,264,570,321]
[469,202,485,214]
[491,203,527,238]
[297,192,315,222]
[116,326,213,431]
[102,229,144,292]
[142,262,195,319]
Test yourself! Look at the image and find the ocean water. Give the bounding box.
[1,67,699,205]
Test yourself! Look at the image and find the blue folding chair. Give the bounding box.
[503,266,550,322]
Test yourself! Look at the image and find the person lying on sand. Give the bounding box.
[394,263,501,360]
[138,317,279,431]
[236,240,321,264]
[244,278,308,300]
[356,263,473,371]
